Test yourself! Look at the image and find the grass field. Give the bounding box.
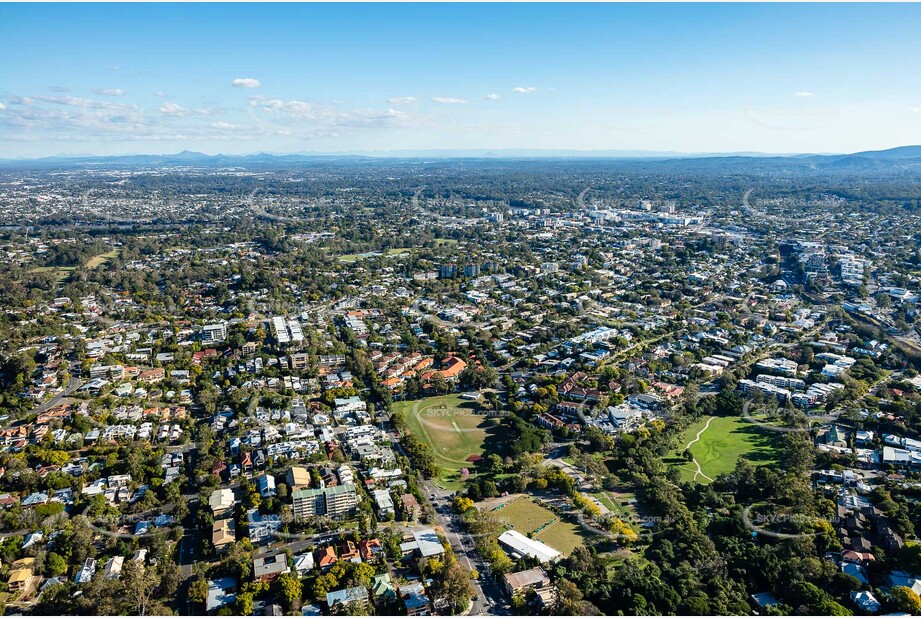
[29,248,120,285]
[493,497,587,556]
[666,415,781,484]
[28,265,76,284]
[536,520,590,556]
[494,497,556,533]
[86,248,120,269]
[394,394,502,488]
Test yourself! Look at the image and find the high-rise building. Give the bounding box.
[292,484,357,520]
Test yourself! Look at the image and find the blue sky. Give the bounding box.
[2,3,921,157]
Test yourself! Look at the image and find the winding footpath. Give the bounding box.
[684,416,715,483]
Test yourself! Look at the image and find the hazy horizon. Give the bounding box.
[2,146,854,162]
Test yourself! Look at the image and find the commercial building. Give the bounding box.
[253,553,289,582]
[212,518,236,554]
[504,566,552,597]
[498,529,561,563]
[399,528,445,558]
[209,487,235,518]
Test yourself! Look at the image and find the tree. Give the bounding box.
[555,578,601,615]
[431,373,449,395]
[45,552,67,576]
[453,496,474,513]
[431,561,474,613]
[486,453,504,475]
[277,572,303,610]
[220,540,254,579]
[158,559,182,599]
[190,577,209,606]
[121,559,166,616]
[899,543,921,574]
[235,591,255,616]
[890,586,921,614]
[348,562,376,589]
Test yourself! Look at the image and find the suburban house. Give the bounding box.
[212,518,236,554]
[253,553,290,582]
[326,586,369,609]
[504,566,552,597]
[209,487,235,518]
[8,557,35,592]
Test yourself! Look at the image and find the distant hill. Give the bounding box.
[851,145,921,159]
[2,145,921,176]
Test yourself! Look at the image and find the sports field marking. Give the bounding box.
[405,398,486,467]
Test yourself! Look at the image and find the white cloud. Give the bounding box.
[11,95,139,112]
[34,95,95,108]
[482,93,501,100]
[249,96,419,133]
[432,96,467,104]
[794,91,815,97]
[250,97,317,115]
[0,92,255,144]
[513,86,538,93]
[211,121,244,129]
[153,91,168,98]
[232,78,261,88]
[0,89,420,146]
[909,107,921,114]
[92,88,124,96]
[158,101,221,117]
[0,102,5,110]
[388,96,417,105]
[159,102,188,116]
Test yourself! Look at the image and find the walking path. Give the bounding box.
[684,416,715,483]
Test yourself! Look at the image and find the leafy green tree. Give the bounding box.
[188,576,209,606]
[277,572,303,610]
[45,552,67,576]
[430,560,473,613]
[235,591,254,616]
[890,586,921,615]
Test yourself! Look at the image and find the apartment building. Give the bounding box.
[202,322,228,344]
[292,483,358,520]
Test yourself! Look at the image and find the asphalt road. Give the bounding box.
[29,377,84,415]
[421,480,510,616]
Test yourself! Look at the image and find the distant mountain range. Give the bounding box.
[3,145,921,173]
